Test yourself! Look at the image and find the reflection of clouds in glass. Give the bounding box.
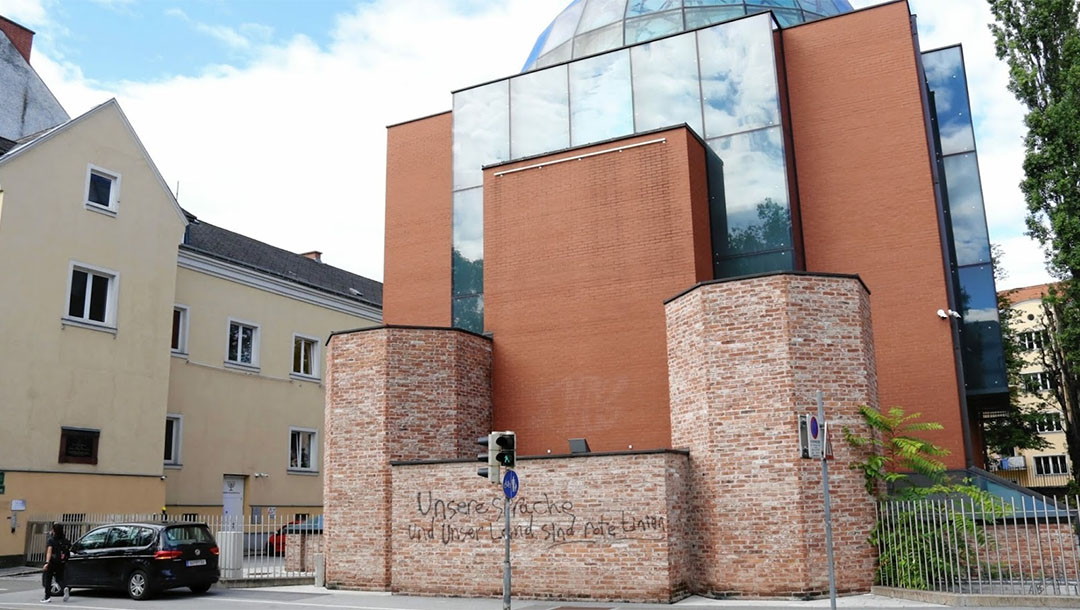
[964,307,1000,323]
[625,11,683,44]
[453,188,484,262]
[537,41,573,69]
[453,82,509,190]
[685,7,748,29]
[631,33,703,134]
[944,153,990,266]
[698,14,780,138]
[708,126,789,250]
[511,65,570,158]
[574,22,624,59]
[542,0,586,54]
[923,47,975,155]
[628,0,683,17]
[569,50,634,146]
[579,0,627,33]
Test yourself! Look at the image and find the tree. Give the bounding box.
[1036,290,1080,487]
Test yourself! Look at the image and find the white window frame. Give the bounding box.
[225,318,260,370]
[1036,412,1064,433]
[1023,371,1053,393]
[63,261,119,332]
[288,427,318,474]
[291,333,321,380]
[164,414,183,467]
[84,163,121,216]
[1034,454,1069,476]
[171,305,190,356]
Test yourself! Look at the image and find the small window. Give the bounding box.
[171,306,189,354]
[289,428,317,473]
[1034,455,1069,476]
[164,415,182,465]
[1023,371,1054,393]
[1019,330,1047,351]
[292,334,319,379]
[1036,412,1063,433]
[59,427,100,465]
[226,320,259,368]
[66,264,118,328]
[84,165,120,213]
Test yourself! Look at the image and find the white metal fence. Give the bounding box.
[26,513,322,582]
[877,495,1080,596]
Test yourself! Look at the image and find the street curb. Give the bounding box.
[873,586,1080,607]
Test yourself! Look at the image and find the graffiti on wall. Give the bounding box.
[407,491,667,548]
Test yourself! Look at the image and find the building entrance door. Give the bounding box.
[222,475,245,530]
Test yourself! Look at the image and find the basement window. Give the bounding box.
[59,427,100,465]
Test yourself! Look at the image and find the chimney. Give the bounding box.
[300,251,322,263]
[0,16,34,64]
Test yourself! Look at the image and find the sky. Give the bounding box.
[0,0,1055,290]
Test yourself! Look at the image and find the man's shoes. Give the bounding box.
[39,598,51,603]
[63,587,70,602]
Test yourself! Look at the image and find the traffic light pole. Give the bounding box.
[503,494,511,610]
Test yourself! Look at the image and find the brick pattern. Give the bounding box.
[0,17,33,63]
[390,452,690,603]
[666,273,879,597]
[323,326,492,589]
[284,532,324,573]
[484,127,712,456]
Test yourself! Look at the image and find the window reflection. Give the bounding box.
[923,46,976,156]
[452,188,484,297]
[452,295,484,334]
[943,153,990,266]
[580,0,628,33]
[537,41,574,69]
[685,6,747,29]
[452,82,509,191]
[511,66,570,158]
[625,11,684,44]
[542,0,587,54]
[627,0,684,16]
[574,22,624,59]
[631,33,703,134]
[569,50,634,146]
[698,13,780,138]
[957,264,1007,393]
[716,250,794,277]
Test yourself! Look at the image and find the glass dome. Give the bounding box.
[522,0,854,72]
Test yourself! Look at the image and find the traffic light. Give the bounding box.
[493,431,516,469]
[476,434,499,483]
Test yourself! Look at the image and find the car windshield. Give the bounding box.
[163,525,213,547]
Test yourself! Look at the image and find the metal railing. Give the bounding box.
[25,513,322,582]
[877,495,1080,596]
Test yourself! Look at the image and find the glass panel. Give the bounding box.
[685,6,747,29]
[228,324,240,362]
[452,188,484,297]
[302,340,314,375]
[542,0,587,54]
[625,11,684,44]
[755,0,799,7]
[698,14,780,138]
[171,309,181,349]
[579,0,627,33]
[536,40,573,69]
[943,153,991,266]
[293,338,303,373]
[798,0,844,14]
[627,0,684,16]
[958,264,1007,394]
[69,269,87,318]
[715,250,795,277]
[241,326,254,363]
[88,173,111,206]
[164,419,175,461]
[631,32,703,135]
[764,7,804,26]
[511,65,570,159]
[685,0,743,5]
[569,49,633,146]
[573,22,624,59]
[453,295,485,334]
[452,81,510,191]
[88,274,108,322]
[923,46,976,155]
[707,127,791,257]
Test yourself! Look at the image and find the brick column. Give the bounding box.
[666,272,878,597]
[324,326,492,589]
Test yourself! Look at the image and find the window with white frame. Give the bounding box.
[292,334,319,378]
[1034,454,1069,476]
[1018,330,1047,351]
[226,320,259,367]
[164,415,182,465]
[1036,412,1064,433]
[289,428,317,472]
[1023,371,1054,393]
[85,164,120,213]
[171,306,189,354]
[65,263,117,327]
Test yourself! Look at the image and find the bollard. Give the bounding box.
[314,552,325,588]
[216,530,244,580]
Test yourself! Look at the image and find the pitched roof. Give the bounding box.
[1001,282,1056,304]
[180,213,382,308]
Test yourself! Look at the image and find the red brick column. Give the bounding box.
[666,272,879,597]
[324,326,492,589]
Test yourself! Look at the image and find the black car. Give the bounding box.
[64,522,219,600]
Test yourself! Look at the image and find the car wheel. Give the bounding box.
[189,583,212,594]
[127,570,151,600]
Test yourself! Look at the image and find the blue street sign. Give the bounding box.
[502,470,519,499]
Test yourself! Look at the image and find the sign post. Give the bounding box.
[502,469,518,610]
[816,390,838,610]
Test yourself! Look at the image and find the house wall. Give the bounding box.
[783,1,967,467]
[483,127,712,455]
[0,102,183,558]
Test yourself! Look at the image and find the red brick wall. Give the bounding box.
[0,16,33,63]
[323,326,492,589]
[483,127,712,456]
[390,452,691,602]
[666,273,879,597]
[384,113,453,327]
[782,2,966,467]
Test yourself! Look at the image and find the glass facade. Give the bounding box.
[523,0,854,72]
[923,45,1006,396]
[452,13,793,332]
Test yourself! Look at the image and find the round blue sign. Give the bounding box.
[502,470,519,499]
[810,416,820,439]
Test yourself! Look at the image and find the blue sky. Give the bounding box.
[0,0,1053,290]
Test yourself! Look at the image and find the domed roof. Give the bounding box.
[522,0,854,72]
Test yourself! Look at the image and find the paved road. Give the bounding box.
[0,576,1048,610]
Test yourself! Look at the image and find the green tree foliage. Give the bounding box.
[1035,290,1080,486]
[844,406,948,499]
